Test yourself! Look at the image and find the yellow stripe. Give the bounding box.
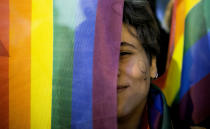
[31,0,53,128]
[163,35,184,106]
[185,0,201,17]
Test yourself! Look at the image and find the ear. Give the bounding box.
[150,56,157,79]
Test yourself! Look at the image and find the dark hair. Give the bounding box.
[123,0,160,63]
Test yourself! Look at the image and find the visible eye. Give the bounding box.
[120,51,132,56]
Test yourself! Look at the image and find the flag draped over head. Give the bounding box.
[154,0,210,126]
[0,0,124,129]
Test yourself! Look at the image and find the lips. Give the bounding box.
[117,85,129,93]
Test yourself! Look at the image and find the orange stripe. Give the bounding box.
[0,0,9,128]
[174,0,185,45]
[9,0,31,129]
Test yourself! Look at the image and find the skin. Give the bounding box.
[117,24,157,129]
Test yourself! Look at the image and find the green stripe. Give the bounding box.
[51,1,76,128]
[184,0,210,54]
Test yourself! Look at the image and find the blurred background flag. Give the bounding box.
[154,0,210,127]
[0,0,123,129]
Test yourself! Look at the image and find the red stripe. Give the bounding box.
[153,0,178,89]
[166,0,177,68]
[0,0,9,129]
[93,0,123,129]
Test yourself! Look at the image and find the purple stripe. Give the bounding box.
[179,74,210,124]
[92,0,123,129]
[149,106,162,129]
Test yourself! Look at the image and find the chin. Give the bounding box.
[117,104,132,118]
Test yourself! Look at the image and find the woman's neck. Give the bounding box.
[118,99,147,129]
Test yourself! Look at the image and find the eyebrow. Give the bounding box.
[120,42,137,49]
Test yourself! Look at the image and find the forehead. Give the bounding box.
[121,24,142,49]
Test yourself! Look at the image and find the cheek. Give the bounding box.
[128,60,150,96]
[118,59,150,116]
[125,59,149,80]
[118,57,151,117]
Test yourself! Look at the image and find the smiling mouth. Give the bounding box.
[117,85,129,93]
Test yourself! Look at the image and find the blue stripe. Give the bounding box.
[179,32,210,99]
[71,0,98,129]
[150,85,163,113]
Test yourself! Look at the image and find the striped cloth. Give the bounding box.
[147,84,172,129]
[154,0,210,126]
[0,0,123,129]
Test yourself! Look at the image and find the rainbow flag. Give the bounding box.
[154,0,210,126]
[0,0,124,129]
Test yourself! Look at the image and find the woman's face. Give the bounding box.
[117,24,157,118]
